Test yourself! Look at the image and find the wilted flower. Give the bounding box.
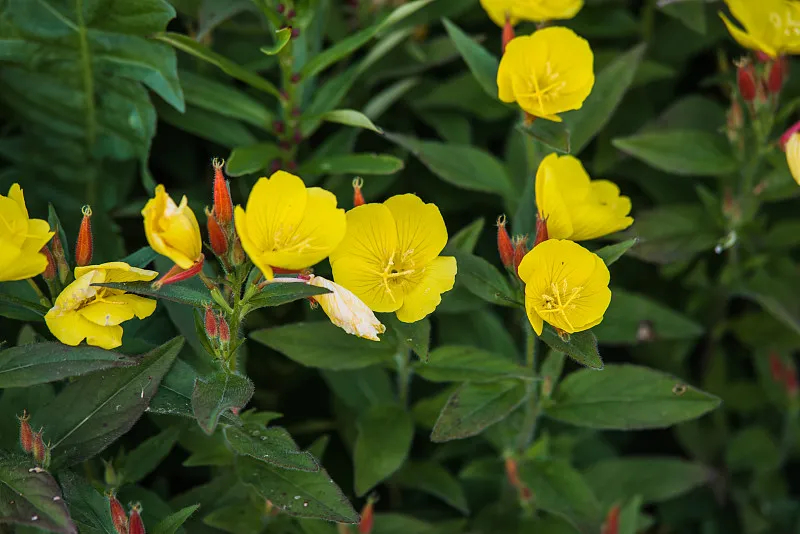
[142,185,203,269]
[0,183,54,282]
[517,239,611,335]
[234,171,346,279]
[44,262,158,349]
[330,194,457,323]
[536,153,633,241]
[480,0,583,27]
[497,27,594,122]
[307,275,386,341]
[720,0,800,57]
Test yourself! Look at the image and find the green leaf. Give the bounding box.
[250,322,396,370]
[121,247,158,269]
[260,27,292,55]
[298,154,404,176]
[304,109,383,135]
[453,252,519,307]
[725,426,781,473]
[192,371,254,435]
[47,204,70,265]
[738,270,800,337]
[584,457,711,506]
[33,337,183,467]
[0,452,76,533]
[0,342,136,388]
[120,427,181,485]
[322,368,396,415]
[151,505,200,534]
[415,346,531,382]
[156,101,256,148]
[613,130,736,176]
[60,471,117,534]
[393,461,469,514]
[386,133,514,198]
[354,404,414,495]
[223,424,319,472]
[624,205,718,264]
[0,289,49,319]
[546,364,721,430]
[236,457,358,523]
[517,119,571,154]
[179,70,273,130]
[246,282,330,311]
[155,32,281,98]
[442,18,498,99]
[540,327,603,370]
[431,380,527,442]
[95,281,211,308]
[618,496,643,534]
[593,289,704,345]
[565,44,646,154]
[518,458,602,530]
[387,315,431,362]
[150,359,232,420]
[594,238,638,266]
[661,1,706,34]
[225,143,281,177]
[445,218,485,255]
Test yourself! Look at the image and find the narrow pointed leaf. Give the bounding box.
[354,404,414,496]
[192,371,254,434]
[247,282,330,310]
[517,119,571,154]
[594,238,638,266]
[95,281,211,307]
[442,18,499,99]
[431,381,527,442]
[224,424,320,472]
[260,28,291,55]
[540,327,603,370]
[151,505,200,534]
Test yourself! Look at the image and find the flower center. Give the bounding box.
[376,249,418,303]
[538,279,583,331]
[518,62,567,113]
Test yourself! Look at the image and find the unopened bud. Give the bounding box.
[353,178,365,207]
[204,306,219,339]
[75,205,93,266]
[50,232,69,284]
[601,504,621,534]
[504,456,521,488]
[103,459,121,488]
[129,504,145,534]
[32,429,48,468]
[502,13,515,54]
[107,492,128,534]
[212,158,233,225]
[206,208,228,258]
[269,159,282,174]
[41,246,56,282]
[152,255,205,289]
[736,61,757,102]
[232,236,246,266]
[768,57,788,94]
[277,3,285,14]
[541,376,553,398]
[533,215,548,247]
[358,494,378,534]
[512,235,528,275]
[287,8,296,19]
[293,131,303,144]
[756,51,772,63]
[18,410,32,454]
[218,315,230,344]
[496,215,514,269]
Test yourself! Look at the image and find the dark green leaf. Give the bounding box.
[226,143,281,177]
[250,322,396,370]
[445,218,485,255]
[121,247,158,269]
[298,154,404,176]
[322,367,396,415]
[95,281,211,308]
[151,505,200,534]
[540,327,603,370]
[393,461,469,514]
[626,205,718,264]
[237,457,358,523]
[442,18,498,99]
[661,1,706,34]
[59,471,117,534]
[246,282,330,311]
[0,289,49,319]
[0,342,136,388]
[304,109,383,134]
[260,28,292,55]
[415,346,531,382]
[594,238,638,266]
[613,130,736,176]
[431,380,527,442]
[546,364,721,430]
[150,359,221,420]
[157,101,256,148]
[223,424,319,472]
[386,315,431,362]
[725,426,781,473]
[453,252,519,307]
[179,70,273,130]
[121,427,181,485]
[517,119,571,154]
[192,371,254,435]
[738,270,800,337]
[0,452,76,533]
[33,337,183,467]
[354,404,414,495]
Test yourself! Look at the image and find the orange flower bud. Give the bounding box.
[206,208,228,257]
[218,315,230,343]
[129,503,145,534]
[502,13,515,54]
[107,492,128,534]
[533,215,549,247]
[768,57,788,94]
[358,500,374,534]
[504,456,521,488]
[153,255,205,289]
[512,235,528,275]
[18,410,32,454]
[601,504,621,534]
[352,177,365,207]
[75,205,93,266]
[497,215,514,269]
[737,61,757,102]
[212,158,233,225]
[41,246,56,282]
[204,306,218,339]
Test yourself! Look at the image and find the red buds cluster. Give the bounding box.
[358,494,378,534]
[108,494,147,534]
[736,54,789,105]
[497,215,548,275]
[18,411,50,469]
[203,305,230,348]
[205,159,246,270]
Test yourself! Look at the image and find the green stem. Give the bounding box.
[26,279,51,308]
[395,349,412,407]
[517,322,540,452]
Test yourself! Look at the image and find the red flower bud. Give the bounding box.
[768,57,788,94]
[212,159,233,225]
[770,352,786,384]
[277,3,285,14]
[358,500,374,534]
[108,493,128,534]
[533,215,549,247]
[129,504,145,534]
[601,504,621,534]
[352,177,365,207]
[41,246,56,282]
[504,456,521,488]
[32,429,47,467]
[18,410,32,454]
[502,13,515,54]
[512,235,528,275]
[204,306,219,339]
[496,215,514,269]
[737,62,757,102]
[287,8,296,19]
[206,208,228,257]
[291,73,301,84]
[291,27,300,39]
[153,255,205,289]
[75,205,93,266]
[218,315,230,343]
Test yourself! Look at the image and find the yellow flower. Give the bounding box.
[480,0,583,27]
[0,184,54,282]
[44,262,158,349]
[536,153,633,241]
[720,0,800,57]
[307,275,386,341]
[234,171,346,280]
[785,132,800,185]
[329,194,457,323]
[142,185,202,270]
[518,239,610,335]
[497,27,594,122]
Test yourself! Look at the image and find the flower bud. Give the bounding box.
[103,459,121,488]
[601,504,621,534]
[218,315,230,344]
[768,57,788,94]
[153,255,205,289]
[533,215,549,247]
[204,306,219,339]
[75,205,93,266]
[497,215,514,269]
[50,232,70,284]
[129,503,145,534]
[512,235,528,275]
[358,494,378,534]
[107,492,128,534]
[32,429,48,468]
[41,246,56,282]
[206,208,228,258]
[212,158,233,225]
[232,236,246,266]
[291,73,301,84]
[502,13,515,54]
[756,51,771,63]
[352,177,365,207]
[504,456,521,488]
[18,410,32,454]
[736,61,757,102]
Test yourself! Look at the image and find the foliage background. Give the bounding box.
[1,0,800,533]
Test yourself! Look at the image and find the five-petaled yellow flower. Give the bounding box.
[235,171,346,280]
[536,153,633,241]
[307,275,386,341]
[497,27,594,122]
[0,184,54,282]
[518,239,610,335]
[480,0,583,27]
[783,125,800,185]
[142,185,203,269]
[720,0,800,57]
[330,194,457,323]
[45,262,158,349]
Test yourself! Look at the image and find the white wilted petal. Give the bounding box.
[307,275,386,341]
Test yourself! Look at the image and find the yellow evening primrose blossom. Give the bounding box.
[0,184,54,282]
[235,171,346,280]
[306,275,386,341]
[785,131,800,185]
[480,0,583,26]
[142,185,203,270]
[518,239,610,336]
[536,153,633,241]
[497,27,594,122]
[330,194,457,324]
[45,262,158,350]
[720,0,800,58]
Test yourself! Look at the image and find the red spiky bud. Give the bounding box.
[153,255,205,289]
[496,215,514,268]
[512,235,528,275]
[41,246,56,282]
[502,12,515,54]
[768,56,788,94]
[204,306,218,339]
[533,215,549,247]
[601,505,621,534]
[212,159,233,225]
[206,208,228,257]
[129,504,145,534]
[32,429,48,467]
[18,411,32,454]
[75,205,93,266]
[737,61,757,102]
[218,315,230,343]
[358,496,376,534]
[108,493,128,534]
[353,178,365,207]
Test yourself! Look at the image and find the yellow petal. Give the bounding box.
[75,262,158,283]
[719,12,778,56]
[0,249,48,282]
[235,205,275,280]
[535,154,576,240]
[480,0,513,26]
[45,308,124,349]
[395,256,457,323]
[7,183,28,219]
[79,294,156,326]
[383,194,448,268]
[245,171,307,253]
[142,185,202,269]
[525,300,544,335]
[787,133,800,185]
